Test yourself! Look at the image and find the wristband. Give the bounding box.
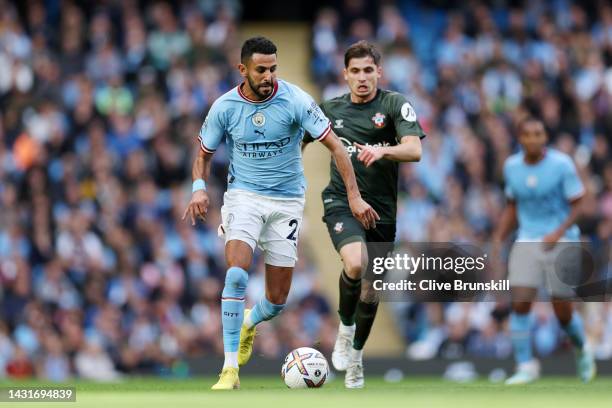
[192,179,206,193]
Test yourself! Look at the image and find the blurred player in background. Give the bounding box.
[494,117,596,385]
[183,36,377,390]
[303,41,425,388]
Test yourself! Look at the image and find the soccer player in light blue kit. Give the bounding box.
[494,117,596,384]
[183,37,379,390]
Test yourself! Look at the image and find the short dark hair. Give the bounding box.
[240,36,277,63]
[344,40,381,67]
[518,116,547,136]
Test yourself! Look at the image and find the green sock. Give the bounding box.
[338,270,361,326]
[353,300,379,350]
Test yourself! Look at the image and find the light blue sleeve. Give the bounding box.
[293,87,331,140]
[562,158,584,201]
[198,100,225,153]
[503,160,515,200]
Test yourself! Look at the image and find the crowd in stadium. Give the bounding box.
[0,0,610,379]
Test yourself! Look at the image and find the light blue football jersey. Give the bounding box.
[503,148,584,240]
[198,79,332,198]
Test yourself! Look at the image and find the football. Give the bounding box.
[281,347,329,388]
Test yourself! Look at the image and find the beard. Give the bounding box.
[247,76,273,99]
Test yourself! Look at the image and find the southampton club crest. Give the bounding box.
[252,112,266,127]
[371,112,386,128]
[334,222,344,233]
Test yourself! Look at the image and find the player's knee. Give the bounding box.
[511,301,532,314]
[343,257,364,280]
[552,302,573,325]
[556,314,572,326]
[340,241,367,279]
[360,279,380,304]
[226,256,250,271]
[225,241,253,270]
[222,266,248,298]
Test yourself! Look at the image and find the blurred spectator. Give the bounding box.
[147,3,191,71]
[38,332,71,381]
[5,346,35,379]
[75,338,121,381]
[0,321,14,377]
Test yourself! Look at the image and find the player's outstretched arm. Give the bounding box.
[320,130,380,229]
[354,135,422,167]
[182,147,213,226]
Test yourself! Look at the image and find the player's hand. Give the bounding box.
[542,230,563,251]
[354,142,385,167]
[182,190,209,226]
[348,196,380,229]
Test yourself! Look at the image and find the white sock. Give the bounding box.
[223,352,238,368]
[350,348,363,362]
[339,322,356,335]
[243,312,255,329]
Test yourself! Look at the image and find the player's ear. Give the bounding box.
[376,65,382,78]
[343,68,348,82]
[238,62,248,78]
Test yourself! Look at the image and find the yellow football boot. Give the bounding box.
[211,367,240,390]
[238,309,256,366]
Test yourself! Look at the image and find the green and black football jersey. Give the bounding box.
[304,89,426,224]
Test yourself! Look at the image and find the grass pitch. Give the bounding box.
[2,376,611,408]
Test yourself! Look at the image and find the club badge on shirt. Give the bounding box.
[372,112,386,128]
[252,112,266,127]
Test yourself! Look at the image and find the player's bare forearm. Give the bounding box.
[493,201,517,243]
[320,131,380,228]
[321,131,361,200]
[541,196,583,247]
[382,136,422,162]
[553,196,584,237]
[354,135,421,167]
[192,148,213,182]
[183,148,213,225]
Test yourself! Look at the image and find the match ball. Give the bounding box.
[281,347,329,388]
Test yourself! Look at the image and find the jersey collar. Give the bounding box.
[348,88,380,106]
[237,81,279,103]
[522,147,547,166]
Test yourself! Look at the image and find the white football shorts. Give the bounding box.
[508,240,581,298]
[218,189,305,267]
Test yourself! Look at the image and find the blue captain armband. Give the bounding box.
[192,179,207,193]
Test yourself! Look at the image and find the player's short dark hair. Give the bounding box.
[240,36,277,63]
[344,40,381,67]
[519,116,545,134]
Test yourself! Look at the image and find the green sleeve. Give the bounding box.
[388,93,426,143]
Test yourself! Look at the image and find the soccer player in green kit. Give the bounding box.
[303,41,425,388]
